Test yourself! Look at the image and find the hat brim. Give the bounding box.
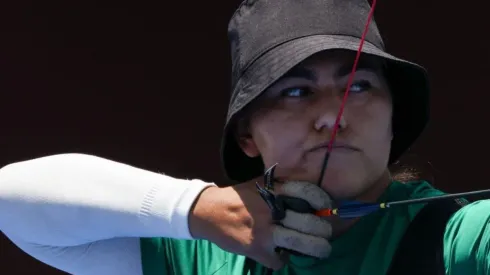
[221,34,430,184]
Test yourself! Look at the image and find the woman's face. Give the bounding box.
[237,50,393,200]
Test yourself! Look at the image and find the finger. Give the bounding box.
[280,210,332,238]
[248,230,287,271]
[277,181,332,210]
[251,251,286,271]
[277,248,290,263]
[272,225,332,258]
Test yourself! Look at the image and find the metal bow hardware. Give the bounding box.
[256,164,317,220]
[255,164,286,221]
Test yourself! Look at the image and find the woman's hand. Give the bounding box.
[189,178,333,270]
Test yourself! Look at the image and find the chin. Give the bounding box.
[319,175,366,201]
[322,186,361,202]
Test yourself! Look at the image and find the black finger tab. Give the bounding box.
[276,195,316,214]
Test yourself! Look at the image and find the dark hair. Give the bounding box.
[390,166,421,183]
[389,153,433,183]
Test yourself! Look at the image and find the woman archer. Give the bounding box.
[1,0,489,274]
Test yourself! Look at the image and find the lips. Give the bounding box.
[309,141,360,152]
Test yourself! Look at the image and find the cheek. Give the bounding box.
[376,100,393,139]
[250,113,310,168]
[348,97,392,160]
[359,96,392,138]
[360,99,393,163]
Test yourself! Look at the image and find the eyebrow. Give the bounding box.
[336,59,381,78]
[280,58,381,82]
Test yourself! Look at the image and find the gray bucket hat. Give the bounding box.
[221,0,430,183]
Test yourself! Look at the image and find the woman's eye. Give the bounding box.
[280,87,313,98]
[349,80,372,93]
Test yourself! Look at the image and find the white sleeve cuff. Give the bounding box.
[140,178,216,239]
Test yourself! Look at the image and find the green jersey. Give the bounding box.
[140,181,490,274]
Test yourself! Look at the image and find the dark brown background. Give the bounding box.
[0,0,488,274]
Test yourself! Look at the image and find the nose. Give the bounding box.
[313,97,347,132]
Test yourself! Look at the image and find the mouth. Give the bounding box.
[308,141,360,153]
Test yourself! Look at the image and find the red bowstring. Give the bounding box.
[317,0,378,186]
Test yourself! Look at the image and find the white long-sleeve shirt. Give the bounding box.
[0,153,216,275]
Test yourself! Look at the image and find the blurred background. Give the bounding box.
[1,0,488,273]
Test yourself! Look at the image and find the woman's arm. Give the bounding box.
[444,199,490,274]
[0,153,216,274]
